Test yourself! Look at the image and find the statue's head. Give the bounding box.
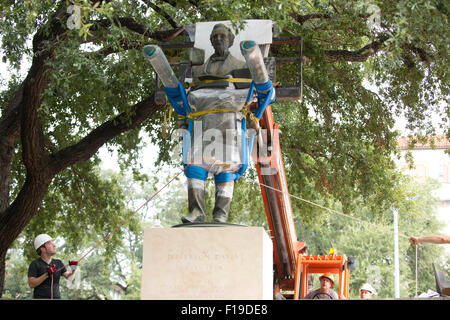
[209,23,235,56]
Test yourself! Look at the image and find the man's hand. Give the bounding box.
[69,260,78,272]
[409,235,450,246]
[409,237,419,246]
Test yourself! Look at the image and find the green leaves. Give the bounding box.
[295,179,447,298]
[1,0,448,298]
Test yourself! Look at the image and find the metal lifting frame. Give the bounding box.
[153,34,303,104]
[293,255,350,299]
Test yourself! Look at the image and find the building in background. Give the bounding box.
[396,135,450,237]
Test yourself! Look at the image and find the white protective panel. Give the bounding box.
[194,20,273,63]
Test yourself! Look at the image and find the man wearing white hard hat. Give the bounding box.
[360,283,377,299]
[27,234,78,299]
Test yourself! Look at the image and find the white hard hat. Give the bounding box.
[360,283,377,295]
[34,234,55,250]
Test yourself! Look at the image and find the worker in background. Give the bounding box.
[409,235,450,246]
[304,273,339,299]
[360,283,377,299]
[28,234,78,299]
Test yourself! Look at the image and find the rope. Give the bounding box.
[258,181,410,239]
[415,245,418,297]
[50,274,53,300]
[182,78,280,89]
[78,168,184,262]
[177,108,241,119]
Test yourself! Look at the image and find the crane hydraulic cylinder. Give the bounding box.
[240,40,269,84]
[143,45,179,88]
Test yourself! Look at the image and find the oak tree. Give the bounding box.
[0,0,448,295]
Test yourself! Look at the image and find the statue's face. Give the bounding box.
[211,28,230,56]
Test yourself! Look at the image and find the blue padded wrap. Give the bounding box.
[185,165,208,181]
[237,119,249,178]
[254,79,275,119]
[254,79,273,93]
[247,133,256,159]
[163,82,191,116]
[164,82,193,166]
[214,172,236,184]
[245,81,255,104]
[214,118,254,184]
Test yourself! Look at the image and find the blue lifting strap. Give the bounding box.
[254,79,275,119]
[184,164,209,181]
[164,82,193,167]
[163,82,191,116]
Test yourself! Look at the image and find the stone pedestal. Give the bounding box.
[141,226,273,300]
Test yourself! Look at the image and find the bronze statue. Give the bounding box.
[143,22,274,224]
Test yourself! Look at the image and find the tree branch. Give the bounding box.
[160,0,178,7]
[142,0,178,29]
[91,26,183,57]
[94,16,183,42]
[324,35,389,62]
[402,43,429,65]
[0,83,23,212]
[50,94,161,174]
[284,143,328,159]
[115,282,128,293]
[290,12,331,25]
[93,37,141,57]
[289,10,389,63]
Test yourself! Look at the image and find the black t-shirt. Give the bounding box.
[28,258,67,299]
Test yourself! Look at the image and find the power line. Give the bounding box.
[258,182,410,239]
[258,180,438,297]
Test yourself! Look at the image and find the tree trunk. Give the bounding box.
[0,91,160,297]
[0,250,6,297]
[0,2,169,297]
[0,174,53,298]
[0,85,22,298]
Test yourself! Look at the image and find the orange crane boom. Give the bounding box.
[254,105,305,289]
[255,105,351,298]
[255,103,352,299]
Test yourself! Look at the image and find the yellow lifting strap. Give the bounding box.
[171,77,281,123]
[183,78,280,89]
[176,102,259,125]
[177,108,239,119]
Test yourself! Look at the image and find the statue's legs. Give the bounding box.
[182,178,206,223]
[212,181,234,223]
